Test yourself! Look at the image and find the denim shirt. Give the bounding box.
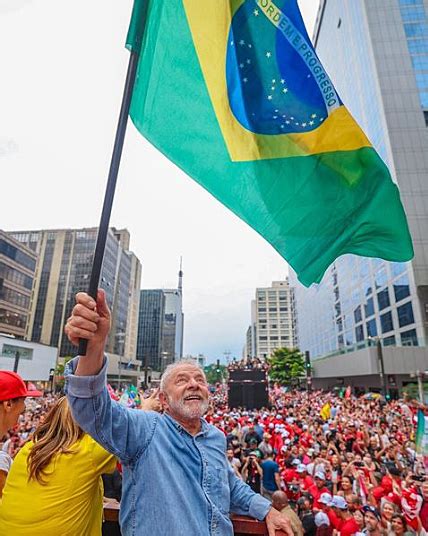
[65,357,271,536]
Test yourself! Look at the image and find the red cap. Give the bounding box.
[0,370,43,401]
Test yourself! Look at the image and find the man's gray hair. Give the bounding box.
[160,359,206,392]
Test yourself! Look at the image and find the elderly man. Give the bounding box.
[65,290,292,536]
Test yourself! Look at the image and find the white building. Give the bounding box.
[0,335,57,381]
[248,280,296,360]
[185,354,207,368]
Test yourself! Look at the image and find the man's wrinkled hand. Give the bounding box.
[64,289,111,352]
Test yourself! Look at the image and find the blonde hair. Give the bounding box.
[27,397,83,484]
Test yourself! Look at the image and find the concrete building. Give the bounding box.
[8,227,142,359]
[186,354,207,368]
[249,280,296,360]
[0,230,37,338]
[0,334,56,381]
[311,342,428,399]
[291,1,428,375]
[136,264,184,372]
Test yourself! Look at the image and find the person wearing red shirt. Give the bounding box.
[318,492,342,531]
[308,471,330,509]
[419,481,428,531]
[329,495,359,536]
[296,464,314,492]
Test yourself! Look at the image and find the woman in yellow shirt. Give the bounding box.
[0,396,117,535]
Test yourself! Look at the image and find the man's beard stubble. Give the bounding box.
[166,394,209,420]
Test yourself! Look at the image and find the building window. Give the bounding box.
[401,329,418,346]
[380,311,394,333]
[355,324,364,342]
[383,335,396,347]
[366,319,377,337]
[394,274,410,302]
[354,305,362,323]
[365,297,375,318]
[377,288,390,311]
[397,301,415,327]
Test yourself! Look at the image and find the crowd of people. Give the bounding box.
[227,357,269,371]
[1,376,428,534]
[205,387,428,535]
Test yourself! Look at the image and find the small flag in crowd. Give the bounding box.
[126,0,413,287]
[415,409,428,457]
[119,385,141,408]
[320,402,331,421]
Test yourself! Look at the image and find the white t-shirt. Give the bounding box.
[0,450,12,474]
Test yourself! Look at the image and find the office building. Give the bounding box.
[0,230,36,338]
[291,0,428,363]
[8,227,142,358]
[136,290,166,372]
[247,280,296,360]
[136,265,184,371]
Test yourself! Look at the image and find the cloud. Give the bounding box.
[0,137,18,157]
[0,0,33,14]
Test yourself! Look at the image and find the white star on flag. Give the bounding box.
[253,9,259,16]
[266,52,272,58]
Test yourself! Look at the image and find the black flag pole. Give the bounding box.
[78,0,148,356]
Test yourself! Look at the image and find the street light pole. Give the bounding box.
[13,351,20,373]
[375,338,387,398]
[305,351,312,393]
[144,352,149,389]
[417,370,424,404]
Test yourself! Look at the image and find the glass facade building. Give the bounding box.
[0,231,36,338]
[136,269,184,372]
[291,0,428,359]
[136,290,165,372]
[9,228,142,358]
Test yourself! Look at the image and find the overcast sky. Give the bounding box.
[1,0,319,362]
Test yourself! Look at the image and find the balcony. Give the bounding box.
[103,505,287,535]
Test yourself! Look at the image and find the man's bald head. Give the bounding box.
[272,490,289,511]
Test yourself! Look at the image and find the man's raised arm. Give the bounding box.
[65,289,156,463]
[65,289,110,377]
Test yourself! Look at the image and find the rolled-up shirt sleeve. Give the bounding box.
[66,356,157,464]
[227,463,271,520]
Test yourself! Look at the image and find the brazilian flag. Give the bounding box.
[126,0,413,287]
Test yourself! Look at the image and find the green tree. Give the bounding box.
[204,363,228,385]
[54,356,73,390]
[267,347,305,386]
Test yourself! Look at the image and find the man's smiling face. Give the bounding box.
[160,364,210,421]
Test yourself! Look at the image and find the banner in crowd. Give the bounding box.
[320,402,331,421]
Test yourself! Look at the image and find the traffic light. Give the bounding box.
[216,359,220,374]
[305,351,312,392]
